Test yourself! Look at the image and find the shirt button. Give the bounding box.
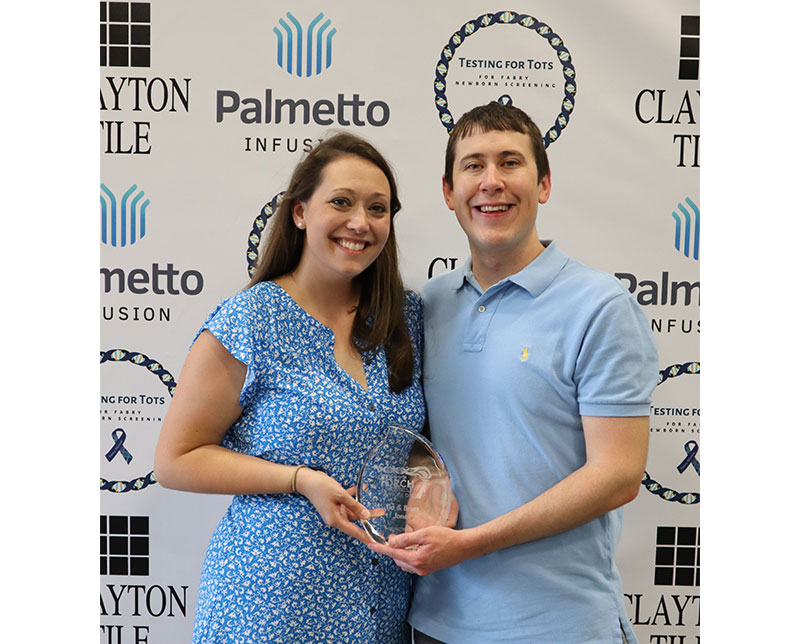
[370,607,376,615]
[365,357,372,365]
[369,403,376,411]
[371,558,378,566]
[477,305,486,313]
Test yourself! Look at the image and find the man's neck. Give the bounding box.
[470,239,546,291]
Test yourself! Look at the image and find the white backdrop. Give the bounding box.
[100,2,700,641]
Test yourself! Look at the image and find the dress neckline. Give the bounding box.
[265,280,370,393]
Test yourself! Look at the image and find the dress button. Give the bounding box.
[477,305,486,313]
[371,558,378,566]
[365,358,372,365]
[370,606,376,615]
[369,403,376,411]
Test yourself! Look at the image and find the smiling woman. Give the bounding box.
[289,155,391,288]
[154,133,426,644]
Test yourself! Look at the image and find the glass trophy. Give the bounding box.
[356,424,455,545]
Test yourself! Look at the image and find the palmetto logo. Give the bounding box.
[671,196,699,261]
[273,12,336,77]
[100,184,150,247]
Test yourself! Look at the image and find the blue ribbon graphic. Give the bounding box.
[105,428,133,464]
[676,440,700,475]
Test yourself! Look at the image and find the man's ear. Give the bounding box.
[538,172,552,205]
[442,175,455,211]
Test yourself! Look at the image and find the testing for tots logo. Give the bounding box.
[434,11,576,147]
[642,362,700,505]
[100,349,175,493]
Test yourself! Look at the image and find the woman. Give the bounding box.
[154,133,425,643]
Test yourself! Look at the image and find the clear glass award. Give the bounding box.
[356,425,455,545]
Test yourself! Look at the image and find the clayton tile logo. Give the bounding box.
[678,16,700,81]
[100,184,150,247]
[100,2,151,68]
[101,515,150,576]
[273,12,337,77]
[671,197,699,261]
[654,526,699,586]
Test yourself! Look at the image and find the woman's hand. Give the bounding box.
[295,468,376,545]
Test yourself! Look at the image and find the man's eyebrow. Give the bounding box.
[458,150,527,162]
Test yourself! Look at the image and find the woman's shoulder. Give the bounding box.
[401,289,423,340]
[402,289,423,317]
[201,281,281,328]
[223,280,280,308]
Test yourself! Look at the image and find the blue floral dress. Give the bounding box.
[191,281,426,644]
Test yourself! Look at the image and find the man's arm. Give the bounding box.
[368,415,648,575]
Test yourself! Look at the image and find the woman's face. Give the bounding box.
[293,155,392,283]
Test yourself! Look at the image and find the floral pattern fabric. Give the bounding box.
[191,281,426,644]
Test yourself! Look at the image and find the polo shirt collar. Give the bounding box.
[454,241,569,298]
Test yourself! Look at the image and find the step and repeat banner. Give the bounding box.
[100,1,700,642]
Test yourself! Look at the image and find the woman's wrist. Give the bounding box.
[293,464,318,497]
[290,464,307,493]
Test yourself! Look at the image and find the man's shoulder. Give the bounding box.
[554,256,630,304]
[421,268,462,301]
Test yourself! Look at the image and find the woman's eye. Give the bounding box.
[370,204,388,215]
[331,198,349,207]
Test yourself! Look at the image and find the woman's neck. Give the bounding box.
[278,265,360,329]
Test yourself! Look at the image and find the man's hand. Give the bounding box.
[404,473,458,533]
[367,526,475,576]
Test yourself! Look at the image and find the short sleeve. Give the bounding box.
[193,289,258,408]
[575,291,659,417]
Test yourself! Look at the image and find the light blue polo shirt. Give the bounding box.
[409,242,658,644]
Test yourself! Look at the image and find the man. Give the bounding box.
[368,102,658,643]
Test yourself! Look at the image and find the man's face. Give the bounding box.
[443,129,551,266]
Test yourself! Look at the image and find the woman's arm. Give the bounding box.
[154,330,374,542]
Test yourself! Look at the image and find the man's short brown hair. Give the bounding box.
[444,102,550,187]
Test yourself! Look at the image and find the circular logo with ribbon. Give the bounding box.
[642,361,700,504]
[100,349,176,493]
[246,192,284,277]
[433,10,576,147]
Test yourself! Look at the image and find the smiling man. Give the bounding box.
[368,103,659,644]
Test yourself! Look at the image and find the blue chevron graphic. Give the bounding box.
[671,196,699,261]
[100,184,150,247]
[273,12,336,77]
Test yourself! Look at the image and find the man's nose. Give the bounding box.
[481,164,503,192]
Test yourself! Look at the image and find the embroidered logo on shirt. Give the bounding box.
[521,346,530,362]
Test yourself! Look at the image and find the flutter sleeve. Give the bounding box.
[192,288,259,408]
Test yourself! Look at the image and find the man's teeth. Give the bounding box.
[338,240,366,250]
[478,205,509,212]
